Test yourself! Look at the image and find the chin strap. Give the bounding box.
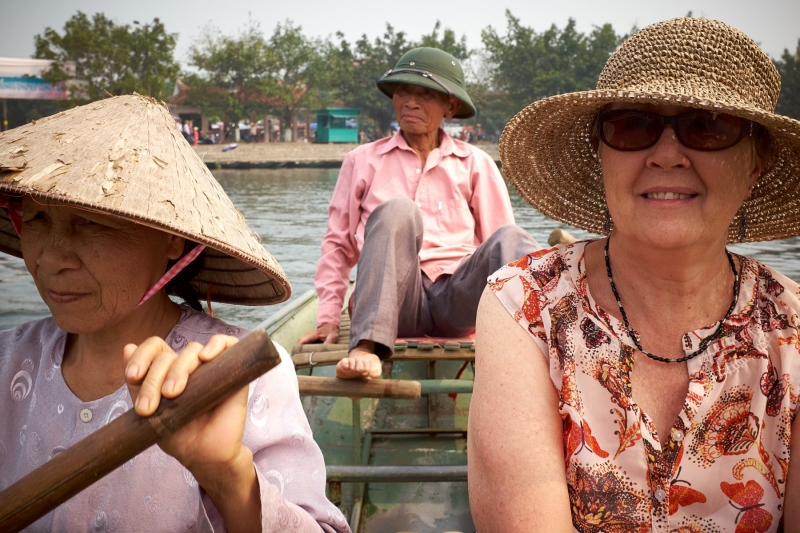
[136,244,206,308]
[0,196,23,236]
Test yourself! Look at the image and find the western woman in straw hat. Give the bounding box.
[0,95,350,532]
[468,17,800,530]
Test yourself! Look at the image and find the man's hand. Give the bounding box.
[336,340,382,379]
[298,323,340,345]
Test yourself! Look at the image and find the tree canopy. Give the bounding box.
[481,12,622,121]
[15,10,800,135]
[34,12,179,102]
[775,49,800,119]
[183,21,275,127]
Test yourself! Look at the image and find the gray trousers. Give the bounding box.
[349,197,541,359]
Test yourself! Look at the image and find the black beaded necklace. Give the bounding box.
[603,238,739,364]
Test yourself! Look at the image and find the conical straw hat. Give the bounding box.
[499,17,800,242]
[0,94,290,305]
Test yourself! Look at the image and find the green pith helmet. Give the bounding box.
[377,47,476,119]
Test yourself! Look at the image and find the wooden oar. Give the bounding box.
[0,329,281,533]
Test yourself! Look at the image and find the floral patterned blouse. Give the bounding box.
[489,241,800,533]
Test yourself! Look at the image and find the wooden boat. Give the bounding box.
[257,288,475,533]
[256,231,577,532]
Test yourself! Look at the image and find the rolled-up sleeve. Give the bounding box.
[201,343,351,533]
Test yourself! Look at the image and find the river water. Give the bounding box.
[2,167,800,331]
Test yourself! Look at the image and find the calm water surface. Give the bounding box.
[2,167,800,330]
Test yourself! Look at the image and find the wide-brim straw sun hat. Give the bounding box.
[500,17,800,242]
[0,94,290,305]
[377,47,476,119]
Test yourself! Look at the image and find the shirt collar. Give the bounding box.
[375,128,469,158]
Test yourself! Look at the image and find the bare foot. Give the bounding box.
[336,342,382,379]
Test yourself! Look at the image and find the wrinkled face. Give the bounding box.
[19,197,184,333]
[600,103,761,249]
[392,83,460,136]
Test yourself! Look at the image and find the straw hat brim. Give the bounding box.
[378,74,476,119]
[0,94,290,305]
[500,89,800,242]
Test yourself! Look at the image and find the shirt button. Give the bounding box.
[654,488,667,502]
[415,168,421,174]
[79,409,93,423]
[672,429,684,442]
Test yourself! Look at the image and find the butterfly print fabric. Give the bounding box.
[489,241,800,532]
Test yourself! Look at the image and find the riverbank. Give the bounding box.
[192,141,501,169]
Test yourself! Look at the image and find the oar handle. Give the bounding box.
[0,329,281,533]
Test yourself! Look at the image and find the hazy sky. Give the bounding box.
[2,0,798,65]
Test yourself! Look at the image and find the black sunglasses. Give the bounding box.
[597,109,755,152]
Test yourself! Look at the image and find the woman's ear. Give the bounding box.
[745,150,762,200]
[166,235,186,260]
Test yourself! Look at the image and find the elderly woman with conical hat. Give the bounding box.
[469,18,800,530]
[0,95,350,532]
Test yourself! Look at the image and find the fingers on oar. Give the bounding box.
[158,341,208,400]
[198,334,239,361]
[132,341,198,416]
[161,335,237,399]
[125,336,170,382]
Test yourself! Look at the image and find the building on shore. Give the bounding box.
[0,58,76,131]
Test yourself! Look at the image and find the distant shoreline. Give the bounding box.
[193,142,501,169]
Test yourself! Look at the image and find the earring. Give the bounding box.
[738,207,748,243]
[603,207,612,235]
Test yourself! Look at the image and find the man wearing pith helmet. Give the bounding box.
[300,47,540,378]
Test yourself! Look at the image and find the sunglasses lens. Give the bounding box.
[676,112,744,150]
[600,111,661,150]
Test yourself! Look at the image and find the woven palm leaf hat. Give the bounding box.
[500,17,800,242]
[0,94,290,305]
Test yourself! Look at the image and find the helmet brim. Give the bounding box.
[377,72,476,119]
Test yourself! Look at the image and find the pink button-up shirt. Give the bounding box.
[315,129,515,327]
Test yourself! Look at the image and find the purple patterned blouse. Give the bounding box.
[0,306,350,533]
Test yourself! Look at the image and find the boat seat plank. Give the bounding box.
[326,465,467,483]
[292,349,474,369]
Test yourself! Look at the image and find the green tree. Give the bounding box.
[481,12,620,126]
[185,21,275,137]
[775,49,800,119]
[187,20,326,141]
[325,24,414,135]
[266,21,326,140]
[34,12,178,102]
[419,21,471,61]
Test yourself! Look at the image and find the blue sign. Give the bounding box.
[0,77,66,100]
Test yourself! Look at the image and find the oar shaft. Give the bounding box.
[0,330,281,533]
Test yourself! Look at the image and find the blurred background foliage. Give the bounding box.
[9,9,800,136]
